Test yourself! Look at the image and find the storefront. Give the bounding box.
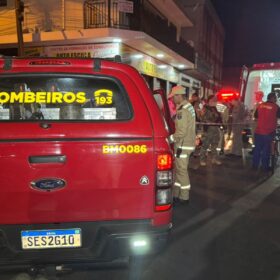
[28,42,182,94]
[42,43,120,58]
[179,73,201,97]
[23,42,199,98]
[122,45,179,93]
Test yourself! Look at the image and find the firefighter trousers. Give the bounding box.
[173,151,192,201]
[200,126,220,161]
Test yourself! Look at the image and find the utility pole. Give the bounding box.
[108,0,111,28]
[15,0,24,56]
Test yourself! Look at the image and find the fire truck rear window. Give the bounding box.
[0,75,132,121]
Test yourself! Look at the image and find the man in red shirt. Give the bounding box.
[253,92,280,171]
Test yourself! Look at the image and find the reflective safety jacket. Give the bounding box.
[255,101,280,135]
[170,100,196,152]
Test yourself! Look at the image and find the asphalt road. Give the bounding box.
[2,155,280,280]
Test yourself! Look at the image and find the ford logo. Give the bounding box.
[31,178,66,192]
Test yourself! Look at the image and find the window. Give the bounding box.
[0,74,132,121]
[0,0,7,7]
[244,70,280,110]
[153,92,171,133]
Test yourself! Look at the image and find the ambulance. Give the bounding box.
[240,63,280,110]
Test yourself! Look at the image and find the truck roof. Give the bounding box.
[0,56,168,138]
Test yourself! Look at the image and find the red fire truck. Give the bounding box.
[0,57,173,270]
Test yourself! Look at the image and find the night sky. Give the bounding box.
[211,0,280,67]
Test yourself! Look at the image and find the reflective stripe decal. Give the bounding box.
[174,182,181,187]
[183,104,192,109]
[182,103,196,118]
[180,185,191,190]
[181,146,195,150]
[216,103,227,113]
[176,154,188,158]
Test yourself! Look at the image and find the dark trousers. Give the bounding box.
[252,133,273,170]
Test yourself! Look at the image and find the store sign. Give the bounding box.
[44,43,120,58]
[118,0,134,13]
[120,44,179,83]
[130,57,178,83]
[142,61,157,77]
[24,47,43,57]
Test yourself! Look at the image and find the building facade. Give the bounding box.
[0,0,205,96]
[177,0,225,97]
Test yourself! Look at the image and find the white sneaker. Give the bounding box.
[200,160,207,166]
[212,158,222,165]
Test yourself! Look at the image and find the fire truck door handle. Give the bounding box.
[29,155,67,164]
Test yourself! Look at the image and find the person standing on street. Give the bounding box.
[216,100,229,155]
[190,91,200,106]
[169,86,196,203]
[253,92,280,171]
[200,95,223,166]
[167,91,177,119]
[229,97,246,157]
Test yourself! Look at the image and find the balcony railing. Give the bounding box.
[84,0,195,63]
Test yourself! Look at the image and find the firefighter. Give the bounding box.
[169,85,196,202]
[200,95,222,166]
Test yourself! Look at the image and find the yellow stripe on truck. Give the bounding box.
[102,145,148,154]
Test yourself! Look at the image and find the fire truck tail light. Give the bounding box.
[155,153,173,212]
[155,204,172,211]
[156,170,173,187]
[157,154,172,170]
[156,189,172,207]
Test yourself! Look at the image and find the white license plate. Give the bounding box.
[21,229,81,250]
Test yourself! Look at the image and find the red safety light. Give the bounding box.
[217,89,239,102]
[220,93,234,97]
[157,154,172,170]
[29,60,71,66]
